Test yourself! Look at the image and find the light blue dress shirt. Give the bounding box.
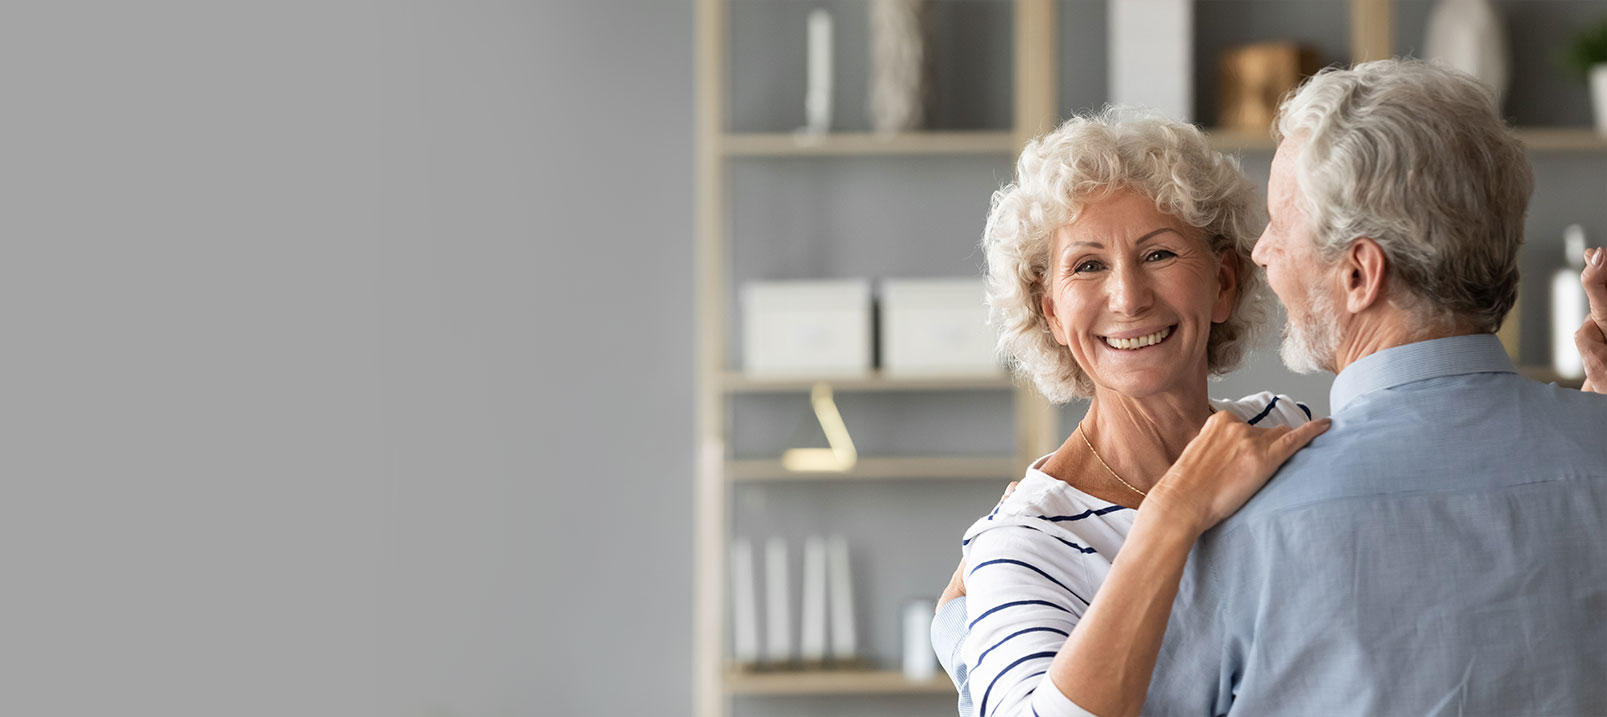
[1148,334,1607,715]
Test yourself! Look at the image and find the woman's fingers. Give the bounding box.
[1270,418,1332,461]
[936,559,967,611]
[1577,317,1606,394]
[1583,247,1606,330]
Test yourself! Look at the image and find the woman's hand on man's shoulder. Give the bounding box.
[1145,412,1331,538]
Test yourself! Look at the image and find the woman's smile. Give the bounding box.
[1099,325,1174,351]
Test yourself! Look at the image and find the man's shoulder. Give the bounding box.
[1224,373,1607,530]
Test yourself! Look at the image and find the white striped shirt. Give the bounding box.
[941,392,1311,717]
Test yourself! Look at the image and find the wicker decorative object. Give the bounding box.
[1218,42,1319,133]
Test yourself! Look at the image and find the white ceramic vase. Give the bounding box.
[1108,0,1192,122]
[868,0,925,134]
[1591,64,1607,136]
[1424,0,1510,106]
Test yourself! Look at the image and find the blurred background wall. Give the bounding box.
[6,1,696,715]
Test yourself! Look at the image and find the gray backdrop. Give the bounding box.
[4,1,1602,716]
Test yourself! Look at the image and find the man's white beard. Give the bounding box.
[1280,287,1341,374]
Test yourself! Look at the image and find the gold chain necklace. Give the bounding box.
[1078,422,1148,499]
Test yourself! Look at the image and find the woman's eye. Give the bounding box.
[1073,260,1104,274]
[1145,249,1177,262]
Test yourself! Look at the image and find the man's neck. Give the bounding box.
[1331,306,1480,374]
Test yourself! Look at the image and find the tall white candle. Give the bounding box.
[827,535,857,659]
[764,538,792,663]
[903,599,937,680]
[799,536,828,662]
[730,539,759,665]
[804,9,833,134]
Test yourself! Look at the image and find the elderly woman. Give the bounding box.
[928,109,1331,717]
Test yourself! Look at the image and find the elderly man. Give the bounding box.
[1142,59,1607,715]
[933,59,1607,717]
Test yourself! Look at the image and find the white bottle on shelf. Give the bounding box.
[902,599,937,681]
[802,9,833,136]
[1551,225,1589,379]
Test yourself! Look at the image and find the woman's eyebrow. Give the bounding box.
[1134,227,1182,245]
[1067,227,1179,250]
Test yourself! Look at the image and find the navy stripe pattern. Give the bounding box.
[968,558,1090,605]
[976,626,1069,669]
[1040,504,1126,522]
[1246,396,1280,425]
[964,523,1099,553]
[968,599,1072,630]
[979,652,1057,717]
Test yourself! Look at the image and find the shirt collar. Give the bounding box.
[1329,333,1515,413]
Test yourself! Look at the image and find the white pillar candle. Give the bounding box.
[804,9,833,134]
[764,538,792,664]
[730,539,759,665]
[799,536,828,662]
[903,599,937,681]
[827,535,857,659]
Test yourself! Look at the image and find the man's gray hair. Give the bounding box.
[1274,58,1532,333]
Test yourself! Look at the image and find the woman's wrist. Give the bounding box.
[1138,475,1211,542]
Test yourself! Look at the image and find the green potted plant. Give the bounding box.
[1564,19,1607,134]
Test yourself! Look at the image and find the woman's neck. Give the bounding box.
[1041,383,1214,504]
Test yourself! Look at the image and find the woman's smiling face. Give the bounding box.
[1040,188,1239,399]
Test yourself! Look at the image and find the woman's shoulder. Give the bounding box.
[1211,391,1314,428]
[960,470,1131,559]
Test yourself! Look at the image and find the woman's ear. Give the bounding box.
[1211,246,1240,324]
[1039,282,1069,346]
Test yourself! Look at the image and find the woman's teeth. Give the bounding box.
[1103,327,1171,350]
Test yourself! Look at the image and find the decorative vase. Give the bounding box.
[1108,0,1192,122]
[868,0,926,134]
[1424,0,1509,106]
[1591,64,1607,136]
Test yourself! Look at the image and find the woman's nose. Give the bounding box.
[1107,262,1153,315]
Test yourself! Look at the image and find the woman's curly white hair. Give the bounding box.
[982,108,1269,404]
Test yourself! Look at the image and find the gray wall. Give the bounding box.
[6,1,694,716]
[377,2,695,717]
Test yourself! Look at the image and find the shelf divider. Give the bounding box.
[723,371,1013,394]
[728,456,1018,482]
[725,668,957,695]
[1514,128,1607,152]
[722,131,1015,157]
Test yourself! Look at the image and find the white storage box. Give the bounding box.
[742,279,873,377]
[880,278,1001,376]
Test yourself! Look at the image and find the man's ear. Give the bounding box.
[1341,238,1387,314]
[1040,283,1069,347]
[1212,247,1240,324]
